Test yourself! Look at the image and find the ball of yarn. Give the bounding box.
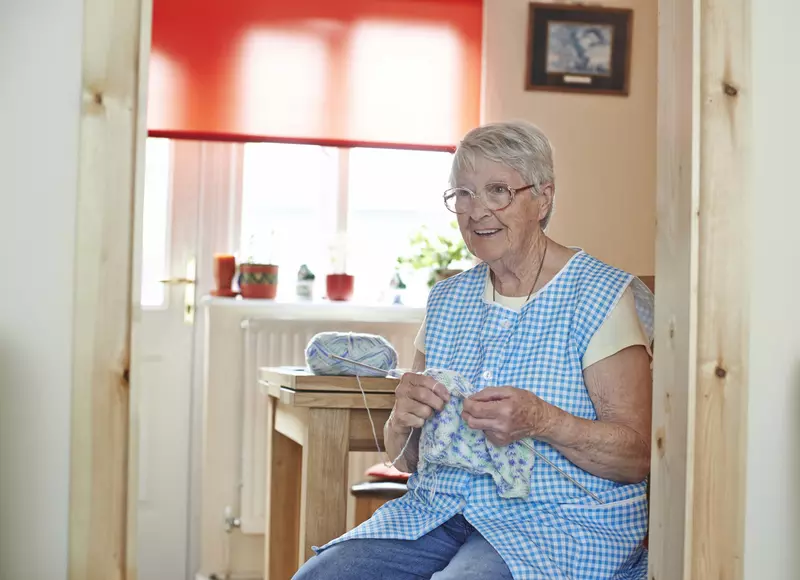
[305,332,399,376]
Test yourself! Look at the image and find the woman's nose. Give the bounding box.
[468,197,491,220]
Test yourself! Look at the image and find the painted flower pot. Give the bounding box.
[239,263,279,299]
[326,273,354,301]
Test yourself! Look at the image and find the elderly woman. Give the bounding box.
[294,121,653,579]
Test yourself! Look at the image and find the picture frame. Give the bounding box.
[525,3,633,96]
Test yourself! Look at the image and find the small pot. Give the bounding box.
[326,273,354,301]
[239,263,279,299]
[434,268,462,284]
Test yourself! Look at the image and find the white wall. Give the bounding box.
[482,0,657,275]
[744,0,800,576]
[0,1,83,579]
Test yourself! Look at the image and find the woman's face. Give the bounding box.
[454,157,550,264]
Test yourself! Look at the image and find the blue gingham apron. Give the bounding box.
[318,251,650,579]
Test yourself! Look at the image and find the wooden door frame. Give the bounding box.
[67,0,152,578]
[650,0,750,578]
[67,0,751,578]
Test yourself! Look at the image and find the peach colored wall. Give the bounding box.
[482,0,657,276]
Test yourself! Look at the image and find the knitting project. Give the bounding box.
[418,368,535,499]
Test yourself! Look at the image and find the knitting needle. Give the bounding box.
[327,353,405,378]
[519,440,604,504]
[328,354,603,503]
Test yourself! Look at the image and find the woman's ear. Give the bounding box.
[537,184,555,222]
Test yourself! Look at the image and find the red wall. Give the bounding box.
[149,0,483,148]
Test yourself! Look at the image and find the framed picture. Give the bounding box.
[525,3,633,96]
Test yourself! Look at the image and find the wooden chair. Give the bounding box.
[351,463,409,527]
[351,481,408,526]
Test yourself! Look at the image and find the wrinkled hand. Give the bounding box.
[461,386,553,446]
[389,373,451,435]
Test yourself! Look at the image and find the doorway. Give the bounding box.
[62,0,766,578]
[133,139,243,579]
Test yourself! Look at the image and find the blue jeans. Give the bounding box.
[293,515,513,580]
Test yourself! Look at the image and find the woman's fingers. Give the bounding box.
[393,410,426,430]
[398,397,436,420]
[462,397,500,419]
[392,372,451,430]
[407,384,447,412]
[461,410,497,431]
[397,373,450,409]
[431,382,451,403]
[468,386,512,402]
[406,373,451,404]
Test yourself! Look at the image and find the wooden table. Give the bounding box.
[258,366,398,579]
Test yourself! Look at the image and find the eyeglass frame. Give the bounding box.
[442,182,538,214]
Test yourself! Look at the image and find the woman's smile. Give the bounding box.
[472,227,503,237]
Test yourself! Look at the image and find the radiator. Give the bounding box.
[238,317,421,534]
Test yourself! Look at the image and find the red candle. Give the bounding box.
[213,254,236,296]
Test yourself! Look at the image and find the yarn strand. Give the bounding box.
[354,374,415,469]
[387,429,415,469]
[354,374,383,455]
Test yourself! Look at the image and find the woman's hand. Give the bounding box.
[461,386,553,447]
[388,372,451,435]
[461,346,652,483]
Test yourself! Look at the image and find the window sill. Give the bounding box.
[200,295,425,323]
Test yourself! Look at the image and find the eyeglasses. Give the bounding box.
[443,182,536,214]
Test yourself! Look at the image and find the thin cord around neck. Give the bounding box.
[492,238,549,302]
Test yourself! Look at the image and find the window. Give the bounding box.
[347,147,456,304]
[140,138,172,307]
[239,143,456,304]
[240,143,338,300]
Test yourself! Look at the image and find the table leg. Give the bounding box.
[299,408,350,562]
[265,399,303,579]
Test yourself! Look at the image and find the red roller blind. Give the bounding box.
[148,0,483,149]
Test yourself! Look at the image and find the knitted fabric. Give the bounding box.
[418,368,535,499]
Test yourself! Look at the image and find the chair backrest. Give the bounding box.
[639,275,654,548]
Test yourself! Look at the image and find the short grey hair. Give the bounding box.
[450,120,556,229]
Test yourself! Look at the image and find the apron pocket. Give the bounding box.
[558,493,647,536]
[556,494,648,579]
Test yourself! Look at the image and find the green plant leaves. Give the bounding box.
[396,221,470,273]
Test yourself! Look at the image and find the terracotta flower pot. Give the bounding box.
[326,273,354,301]
[239,263,279,299]
[434,268,462,284]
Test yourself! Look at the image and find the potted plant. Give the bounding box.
[239,233,279,299]
[397,222,473,288]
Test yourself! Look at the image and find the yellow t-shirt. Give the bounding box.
[413,276,649,369]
